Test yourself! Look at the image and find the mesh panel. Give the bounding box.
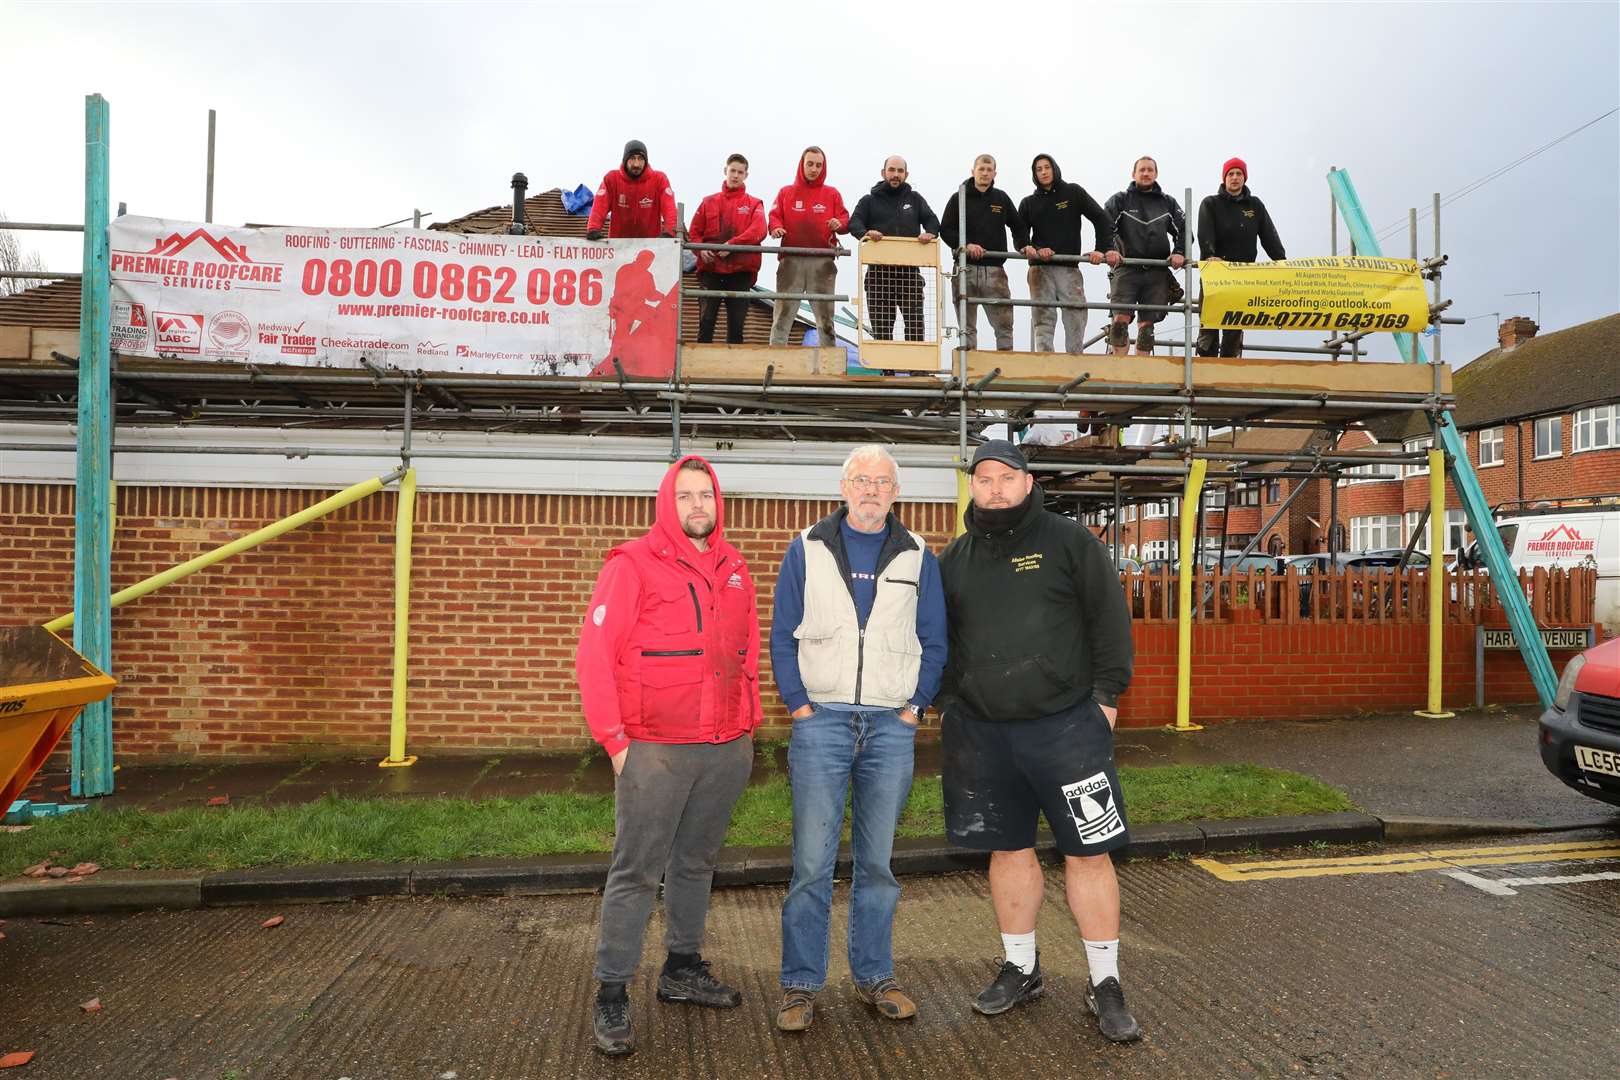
[856,241,941,347]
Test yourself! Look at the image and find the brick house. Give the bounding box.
[1327,313,1620,556]
[1105,313,1620,561]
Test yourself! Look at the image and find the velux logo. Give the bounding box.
[1525,523,1597,557]
[144,228,254,263]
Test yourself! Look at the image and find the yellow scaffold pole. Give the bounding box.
[955,461,971,538]
[1174,459,1209,732]
[1417,447,1455,718]
[44,470,404,634]
[380,467,418,767]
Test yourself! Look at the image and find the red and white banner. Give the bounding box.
[107,216,681,377]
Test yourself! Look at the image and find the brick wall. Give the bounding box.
[2,481,1557,759]
[1,482,959,759]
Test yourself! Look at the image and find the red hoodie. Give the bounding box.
[587,163,678,239]
[688,183,767,277]
[574,456,762,756]
[768,150,850,250]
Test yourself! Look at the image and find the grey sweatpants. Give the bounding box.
[771,256,838,344]
[593,736,754,983]
[953,264,1013,351]
[1027,264,1088,353]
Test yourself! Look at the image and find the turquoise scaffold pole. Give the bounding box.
[1327,168,1557,708]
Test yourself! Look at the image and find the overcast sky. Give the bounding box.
[4,0,1616,365]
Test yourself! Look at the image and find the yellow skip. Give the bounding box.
[1194,839,1620,882]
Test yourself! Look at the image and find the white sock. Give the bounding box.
[1083,938,1119,986]
[1001,931,1037,975]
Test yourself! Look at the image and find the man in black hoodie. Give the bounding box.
[1019,154,1118,354]
[1195,157,1286,357]
[849,155,940,342]
[937,439,1141,1044]
[940,155,1028,352]
[1103,156,1186,356]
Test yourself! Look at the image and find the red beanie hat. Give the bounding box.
[1222,157,1248,180]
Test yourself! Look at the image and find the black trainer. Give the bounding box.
[592,984,634,1056]
[1085,976,1142,1042]
[972,954,1044,1015]
[656,959,743,1008]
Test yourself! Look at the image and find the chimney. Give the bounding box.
[508,173,529,236]
[1497,315,1539,350]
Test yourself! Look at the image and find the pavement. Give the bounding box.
[5,706,1618,919]
[4,837,1620,1079]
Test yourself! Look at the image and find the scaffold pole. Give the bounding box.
[70,93,113,798]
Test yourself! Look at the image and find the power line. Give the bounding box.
[1370,107,1618,244]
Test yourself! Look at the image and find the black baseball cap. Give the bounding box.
[969,439,1027,474]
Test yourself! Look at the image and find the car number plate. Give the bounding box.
[1575,745,1620,779]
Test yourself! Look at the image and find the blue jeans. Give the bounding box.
[780,706,917,991]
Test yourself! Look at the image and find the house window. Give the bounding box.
[1234,485,1261,507]
[1204,487,1227,509]
[1402,436,1432,478]
[1574,405,1618,453]
[1143,540,1169,561]
[1347,461,1399,481]
[1127,544,1138,559]
[1351,514,1403,551]
[1534,416,1562,459]
[1404,510,1468,553]
[1266,480,1282,503]
[1143,502,1168,520]
[1477,426,1503,467]
[1123,503,1136,522]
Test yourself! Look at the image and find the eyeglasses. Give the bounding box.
[845,475,895,491]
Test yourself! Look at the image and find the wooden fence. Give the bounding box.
[1121,566,1597,626]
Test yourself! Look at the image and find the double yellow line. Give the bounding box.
[1194,838,1620,882]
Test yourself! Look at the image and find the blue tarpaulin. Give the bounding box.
[560,184,593,215]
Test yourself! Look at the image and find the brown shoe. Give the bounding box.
[776,989,815,1032]
[855,977,917,1021]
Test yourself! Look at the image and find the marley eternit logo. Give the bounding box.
[111,227,284,291]
[1525,524,1597,557]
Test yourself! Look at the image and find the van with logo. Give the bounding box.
[1461,498,1620,638]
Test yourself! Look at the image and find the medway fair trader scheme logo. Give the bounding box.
[110,228,284,358]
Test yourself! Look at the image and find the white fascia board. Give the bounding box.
[0,422,961,500]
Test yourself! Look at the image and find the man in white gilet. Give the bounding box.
[768,445,948,1033]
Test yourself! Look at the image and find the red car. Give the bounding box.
[1540,636,1620,807]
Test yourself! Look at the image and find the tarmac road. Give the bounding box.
[3,830,1618,1080]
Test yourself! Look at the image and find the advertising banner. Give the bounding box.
[107,216,681,376]
[1198,256,1430,333]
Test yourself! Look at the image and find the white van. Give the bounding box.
[1464,500,1620,638]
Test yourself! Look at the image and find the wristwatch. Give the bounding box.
[900,705,920,723]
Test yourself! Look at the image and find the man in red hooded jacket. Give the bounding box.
[768,146,848,345]
[575,455,762,1057]
[586,139,678,240]
[688,153,767,344]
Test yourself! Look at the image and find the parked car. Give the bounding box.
[1282,550,1429,615]
[1539,636,1620,807]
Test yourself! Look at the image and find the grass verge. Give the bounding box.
[0,764,1351,876]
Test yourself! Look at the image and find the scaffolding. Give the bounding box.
[1,95,1567,789]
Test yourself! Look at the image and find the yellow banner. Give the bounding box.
[1199,256,1429,333]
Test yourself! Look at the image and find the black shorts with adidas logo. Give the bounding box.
[942,697,1129,857]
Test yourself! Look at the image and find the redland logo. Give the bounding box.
[146,229,254,263]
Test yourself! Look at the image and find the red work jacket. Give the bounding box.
[688,184,767,276]
[575,456,762,755]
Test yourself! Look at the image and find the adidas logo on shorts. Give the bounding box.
[1062,771,1125,845]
